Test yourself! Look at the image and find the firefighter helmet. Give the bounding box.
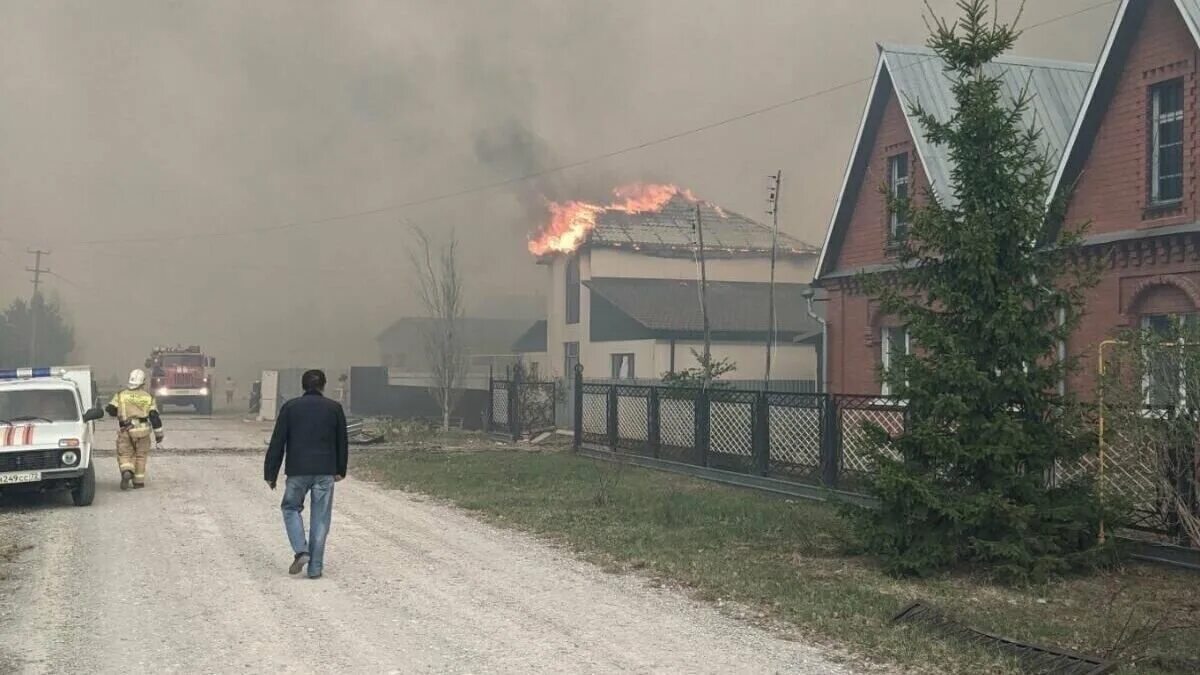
[127,369,146,389]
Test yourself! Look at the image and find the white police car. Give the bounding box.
[0,367,104,506]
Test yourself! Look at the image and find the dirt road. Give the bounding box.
[1,421,853,674]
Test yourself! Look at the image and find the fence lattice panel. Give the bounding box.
[581,388,608,443]
[616,387,650,451]
[659,395,695,450]
[767,395,822,469]
[709,394,753,457]
[491,382,509,429]
[838,398,904,473]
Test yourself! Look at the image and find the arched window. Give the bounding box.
[1131,281,1198,409]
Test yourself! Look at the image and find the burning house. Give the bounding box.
[515,184,823,395]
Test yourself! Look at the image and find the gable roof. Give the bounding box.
[376,317,533,355]
[1050,0,1200,226]
[816,44,1094,280]
[584,277,823,341]
[585,194,818,258]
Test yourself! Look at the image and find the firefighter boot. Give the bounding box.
[120,470,133,491]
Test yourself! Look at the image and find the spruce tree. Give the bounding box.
[852,0,1106,582]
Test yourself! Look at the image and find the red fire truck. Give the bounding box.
[144,345,216,414]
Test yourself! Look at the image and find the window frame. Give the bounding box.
[610,353,635,380]
[887,152,911,242]
[880,325,911,396]
[1140,312,1197,411]
[1149,79,1185,207]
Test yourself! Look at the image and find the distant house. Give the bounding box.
[515,192,823,387]
[377,317,535,376]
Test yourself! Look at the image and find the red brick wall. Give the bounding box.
[1064,0,1199,235]
[1068,251,1200,396]
[830,85,927,274]
[825,287,882,394]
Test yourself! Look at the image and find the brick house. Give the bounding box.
[815,1,1200,398]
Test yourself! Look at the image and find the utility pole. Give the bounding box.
[694,203,711,389]
[764,171,781,385]
[26,249,50,364]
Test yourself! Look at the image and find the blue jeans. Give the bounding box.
[281,475,335,577]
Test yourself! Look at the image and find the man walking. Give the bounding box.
[105,369,165,490]
[264,369,348,579]
[224,376,236,407]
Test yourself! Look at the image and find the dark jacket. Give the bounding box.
[264,390,348,481]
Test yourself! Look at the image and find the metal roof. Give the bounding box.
[816,44,1095,280]
[584,277,823,339]
[880,43,1093,208]
[587,195,818,257]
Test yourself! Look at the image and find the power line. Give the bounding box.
[58,0,1117,250]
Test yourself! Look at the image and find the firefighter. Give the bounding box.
[105,369,165,490]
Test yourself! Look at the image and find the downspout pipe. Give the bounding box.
[802,288,829,393]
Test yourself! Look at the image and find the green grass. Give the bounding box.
[358,445,1200,674]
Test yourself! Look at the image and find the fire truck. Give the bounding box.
[145,345,216,414]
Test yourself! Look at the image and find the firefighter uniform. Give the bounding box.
[106,370,164,489]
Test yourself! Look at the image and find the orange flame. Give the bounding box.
[528,183,699,256]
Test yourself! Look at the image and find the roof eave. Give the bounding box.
[815,53,887,282]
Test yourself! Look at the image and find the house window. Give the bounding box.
[1150,79,1184,205]
[888,153,910,241]
[565,255,580,325]
[1141,312,1197,409]
[563,341,579,380]
[611,353,635,380]
[880,326,910,396]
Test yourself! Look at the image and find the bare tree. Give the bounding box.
[406,227,466,431]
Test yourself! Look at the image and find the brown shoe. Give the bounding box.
[132,482,146,489]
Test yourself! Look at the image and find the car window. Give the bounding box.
[0,389,80,422]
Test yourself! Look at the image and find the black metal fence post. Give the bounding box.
[486,370,494,433]
[572,364,583,449]
[753,391,770,476]
[695,388,710,467]
[509,366,521,441]
[606,385,619,451]
[647,386,661,458]
[820,395,841,488]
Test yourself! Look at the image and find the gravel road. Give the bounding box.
[0,422,855,674]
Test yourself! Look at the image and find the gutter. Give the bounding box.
[802,289,829,393]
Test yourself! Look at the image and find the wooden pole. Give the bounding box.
[764,171,781,385]
[695,203,711,389]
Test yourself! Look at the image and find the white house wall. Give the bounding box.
[589,248,814,283]
[540,248,817,383]
[661,340,816,381]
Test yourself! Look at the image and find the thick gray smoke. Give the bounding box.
[0,0,1115,383]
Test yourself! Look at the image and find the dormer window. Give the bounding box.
[888,152,910,241]
[1150,79,1184,206]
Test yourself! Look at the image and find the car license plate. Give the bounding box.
[0,471,41,485]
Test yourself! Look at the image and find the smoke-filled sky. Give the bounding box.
[0,0,1116,381]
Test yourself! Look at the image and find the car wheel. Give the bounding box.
[72,463,96,507]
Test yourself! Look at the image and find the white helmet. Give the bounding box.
[127,369,146,389]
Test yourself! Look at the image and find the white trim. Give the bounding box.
[1175,0,1200,47]
[816,55,886,281]
[880,325,911,396]
[1047,0,1132,208]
